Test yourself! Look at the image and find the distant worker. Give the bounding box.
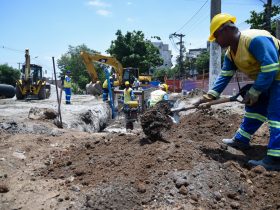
[195,13,280,170]
[64,70,72,105]
[102,76,114,102]
[149,83,168,107]
[123,81,135,104]
[133,77,140,90]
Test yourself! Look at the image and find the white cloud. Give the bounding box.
[96,9,111,16]
[126,17,134,22]
[88,0,111,7]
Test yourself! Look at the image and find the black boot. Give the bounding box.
[222,138,251,150]
[248,155,280,171]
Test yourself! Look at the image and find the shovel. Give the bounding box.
[171,84,252,123]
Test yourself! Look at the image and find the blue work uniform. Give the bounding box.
[64,75,72,104]
[208,29,280,158]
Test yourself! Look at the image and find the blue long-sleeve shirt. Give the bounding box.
[208,29,280,98]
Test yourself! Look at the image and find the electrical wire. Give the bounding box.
[175,0,209,33]
[1,45,24,53]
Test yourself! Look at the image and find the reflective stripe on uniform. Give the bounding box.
[245,112,267,122]
[220,70,234,77]
[267,149,280,157]
[237,128,251,140]
[208,90,219,98]
[261,63,280,73]
[268,120,280,128]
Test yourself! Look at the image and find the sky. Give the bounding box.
[0,0,276,77]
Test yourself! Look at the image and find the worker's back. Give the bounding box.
[150,89,167,107]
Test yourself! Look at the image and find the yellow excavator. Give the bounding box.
[80,51,151,95]
[15,49,50,100]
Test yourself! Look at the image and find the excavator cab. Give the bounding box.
[122,68,139,89]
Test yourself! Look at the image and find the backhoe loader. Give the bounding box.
[15,49,50,100]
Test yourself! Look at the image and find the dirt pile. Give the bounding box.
[0,106,280,210]
[140,101,173,140]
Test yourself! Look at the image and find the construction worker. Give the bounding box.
[123,81,135,104]
[149,83,168,107]
[102,76,114,102]
[132,76,140,90]
[64,70,72,104]
[196,13,280,170]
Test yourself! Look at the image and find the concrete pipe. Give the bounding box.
[0,84,16,98]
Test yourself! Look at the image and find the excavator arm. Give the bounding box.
[80,51,124,86]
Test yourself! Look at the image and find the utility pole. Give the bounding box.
[264,0,272,32]
[17,62,22,70]
[276,20,280,39]
[170,33,185,78]
[209,0,221,90]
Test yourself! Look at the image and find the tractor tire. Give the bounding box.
[38,86,47,100]
[15,85,24,100]
[0,84,16,98]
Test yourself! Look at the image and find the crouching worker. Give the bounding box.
[148,83,168,108]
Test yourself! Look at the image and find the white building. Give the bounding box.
[152,42,172,68]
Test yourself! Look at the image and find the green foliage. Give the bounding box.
[195,51,210,75]
[0,64,20,86]
[107,30,163,74]
[57,44,105,90]
[71,82,83,94]
[245,3,280,35]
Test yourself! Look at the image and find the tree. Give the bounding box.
[245,1,280,35]
[57,44,105,91]
[107,30,163,74]
[195,51,210,75]
[0,64,20,86]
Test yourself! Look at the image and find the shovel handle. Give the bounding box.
[171,97,232,113]
[201,97,231,107]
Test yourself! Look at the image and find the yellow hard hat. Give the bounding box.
[125,81,129,85]
[208,13,236,42]
[160,83,168,91]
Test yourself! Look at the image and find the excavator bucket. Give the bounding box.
[86,82,103,96]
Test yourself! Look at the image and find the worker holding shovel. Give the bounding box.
[196,13,280,171]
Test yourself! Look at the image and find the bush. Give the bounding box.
[0,64,20,86]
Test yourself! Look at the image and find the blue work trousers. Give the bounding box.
[64,88,71,104]
[234,81,280,157]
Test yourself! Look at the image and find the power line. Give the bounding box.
[175,0,209,33]
[1,45,24,53]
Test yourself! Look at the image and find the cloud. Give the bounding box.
[96,9,111,16]
[88,0,111,7]
[127,2,132,5]
[126,17,134,22]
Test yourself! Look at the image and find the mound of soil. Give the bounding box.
[140,102,173,140]
[2,99,280,210]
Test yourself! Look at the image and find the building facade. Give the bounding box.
[152,42,172,68]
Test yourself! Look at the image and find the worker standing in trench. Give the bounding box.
[196,13,280,170]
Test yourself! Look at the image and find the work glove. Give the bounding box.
[242,87,261,106]
[193,94,216,106]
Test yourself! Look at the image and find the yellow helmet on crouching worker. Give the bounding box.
[125,81,130,86]
[208,13,236,42]
[160,83,168,92]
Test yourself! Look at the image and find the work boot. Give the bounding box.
[222,138,251,150]
[248,155,280,171]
